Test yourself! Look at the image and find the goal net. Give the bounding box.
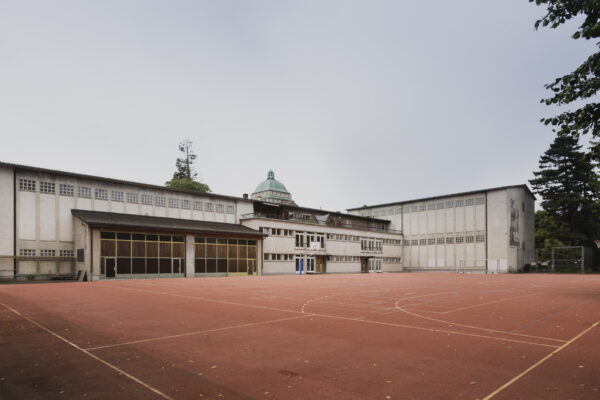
[551,246,584,272]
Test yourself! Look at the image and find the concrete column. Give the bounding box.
[185,234,194,278]
[90,229,100,281]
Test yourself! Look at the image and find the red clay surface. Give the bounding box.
[1,273,599,400]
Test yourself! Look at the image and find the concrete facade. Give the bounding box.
[347,186,535,272]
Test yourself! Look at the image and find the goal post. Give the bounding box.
[551,246,584,273]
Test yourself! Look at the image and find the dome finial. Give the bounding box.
[267,170,274,180]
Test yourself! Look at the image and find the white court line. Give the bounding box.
[0,302,174,400]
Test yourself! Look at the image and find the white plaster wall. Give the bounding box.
[0,167,14,277]
[487,190,509,269]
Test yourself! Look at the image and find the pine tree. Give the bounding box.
[165,139,211,193]
[530,135,599,246]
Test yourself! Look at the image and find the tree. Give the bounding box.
[529,1,600,156]
[530,134,599,246]
[165,139,211,193]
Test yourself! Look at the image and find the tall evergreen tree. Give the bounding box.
[530,135,599,245]
[165,139,211,193]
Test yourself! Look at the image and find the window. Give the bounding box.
[404,240,410,246]
[456,236,464,244]
[419,239,427,246]
[40,182,55,194]
[428,238,436,245]
[419,204,426,211]
[60,184,74,196]
[227,205,235,214]
[466,236,474,243]
[19,249,36,256]
[411,240,418,246]
[156,196,166,207]
[427,203,436,210]
[19,179,36,191]
[141,194,153,205]
[127,193,139,203]
[411,205,419,212]
[455,200,464,207]
[475,197,485,205]
[295,232,304,248]
[59,250,74,257]
[465,198,474,206]
[272,228,281,236]
[395,207,402,214]
[446,200,454,208]
[194,201,203,211]
[476,235,485,243]
[216,204,224,213]
[40,249,56,257]
[446,237,454,244]
[205,203,213,212]
[437,238,445,244]
[302,214,312,221]
[264,253,270,261]
[95,188,108,200]
[168,198,179,208]
[437,203,444,210]
[78,186,92,198]
[181,200,191,209]
[289,212,298,220]
[111,191,124,202]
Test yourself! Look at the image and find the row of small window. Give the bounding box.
[326,234,360,242]
[19,179,234,213]
[368,197,486,217]
[404,235,485,246]
[264,253,295,261]
[18,249,74,257]
[383,257,402,263]
[261,228,295,236]
[329,256,361,262]
[361,239,383,252]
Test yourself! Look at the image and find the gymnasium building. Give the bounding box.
[0,162,533,281]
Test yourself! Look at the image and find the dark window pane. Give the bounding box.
[132,233,145,241]
[117,233,131,240]
[239,239,247,245]
[132,258,145,274]
[228,259,238,273]
[159,259,171,273]
[146,242,158,257]
[206,238,216,244]
[217,245,227,258]
[238,246,247,259]
[101,240,116,257]
[195,237,205,243]
[248,246,256,259]
[147,258,158,274]
[238,259,247,273]
[228,245,237,259]
[195,259,205,273]
[101,232,115,239]
[172,259,181,274]
[206,259,217,273]
[132,242,145,257]
[173,236,184,243]
[117,241,131,257]
[100,257,106,274]
[228,239,237,245]
[160,235,171,242]
[160,243,171,258]
[195,243,206,258]
[217,238,227,244]
[248,240,256,246]
[206,244,216,258]
[117,258,131,274]
[146,235,158,242]
[217,259,227,273]
[172,243,184,258]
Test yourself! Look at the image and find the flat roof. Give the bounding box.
[346,184,536,211]
[71,209,265,237]
[0,161,251,203]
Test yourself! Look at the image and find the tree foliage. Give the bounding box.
[165,139,211,193]
[530,0,600,151]
[530,134,599,246]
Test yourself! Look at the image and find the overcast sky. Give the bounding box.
[0,1,596,211]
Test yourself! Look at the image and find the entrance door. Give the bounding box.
[316,257,325,273]
[105,258,116,278]
[172,258,182,274]
[361,257,369,273]
[369,258,382,273]
[248,260,254,275]
[305,257,316,273]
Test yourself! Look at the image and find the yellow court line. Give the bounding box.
[482,321,599,400]
[85,314,313,351]
[394,301,567,343]
[0,302,174,400]
[308,312,559,348]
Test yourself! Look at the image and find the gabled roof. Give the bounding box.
[0,161,251,203]
[71,209,265,237]
[346,184,536,211]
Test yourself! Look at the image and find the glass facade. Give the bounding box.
[194,237,257,275]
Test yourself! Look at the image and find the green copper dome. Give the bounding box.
[253,170,290,194]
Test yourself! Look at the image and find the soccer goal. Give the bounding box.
[551,246,586,272]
